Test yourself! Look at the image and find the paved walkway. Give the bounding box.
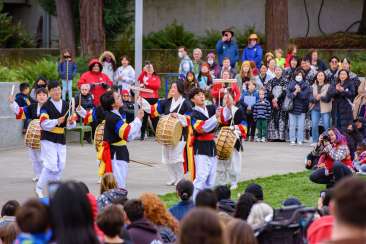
[0,140,310,205]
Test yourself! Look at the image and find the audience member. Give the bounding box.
[195,189,218,210]
[247,202,274,230]
[234,192,256,220]
[214,185,236,215]
[169,179,194,221]
[97,173,128,211]
[97,204,126,244]
[225,219,258,244]
[216,28,239,68]
[245,183,264,202]
[0,200,19,228]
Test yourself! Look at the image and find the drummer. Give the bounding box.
[188,87,222,201]
[8,87,49,182]
[216,91,248,190]
[140,81,192,186]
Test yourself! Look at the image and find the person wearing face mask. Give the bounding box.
[30,76,48,101]
[216,28,239,68]
[242,33,263,69]
[206,52,220,79]
[287,69,310,145]
[178,46,194,80]
[58,49,77,101]
[324,56,340,85]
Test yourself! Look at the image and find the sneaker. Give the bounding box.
[97,177,102,184]
[297,141,303,145]
[32,177,39,182]
[255,137,261,142]
[261,137,266,142]
[230,184,238,190]
[35,187,44,198]
[290,141,296,146]
[310,143,317,147]
[166,180,175,186]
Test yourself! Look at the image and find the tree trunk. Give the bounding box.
[358,0,366,34]
[79,0,105,57]
[265,0,289,51]
[55,0,76,57]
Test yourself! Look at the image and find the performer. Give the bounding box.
[8,87,49,182]
[216,91,248,190]
[35,80,77,198]
[188,87,221,200]
[141,81,192,185]
[81,90,144,188]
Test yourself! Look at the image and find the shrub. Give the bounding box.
[0,66,19,82]
[15,58,59,83]
[198,29,221,49]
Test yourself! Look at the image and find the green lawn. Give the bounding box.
[160,171,325,208]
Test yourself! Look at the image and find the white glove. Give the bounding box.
[76,106,87,118]
[138,97,151,113]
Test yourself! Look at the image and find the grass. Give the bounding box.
[160,171,324,208]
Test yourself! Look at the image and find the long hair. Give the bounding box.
[336,69,350,84]
[226,219,258,244]
[240,61,254,79]
[234,193,256,220]
[314,71,328,86]
[50,181,99,244]
[328,128,347,145]
[140,193,179,233]
[100,173,118,194]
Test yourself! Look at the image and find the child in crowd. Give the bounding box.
[0,200,19,228]
[169,179,194,221]
[15,199,51,244]
[275,48,285,69]
[353,142,366,174]
[16,83,32,108]
[197,63,213,90]
[285,43,297,68]
[240,80,259,141]
[58,49,77,100]
[97,204,126,244]
[75,83,94,112]
[121,90,135,123]
[264,52,274,66]
[183,71,199,97]
[30,77,48,101]
[253,88,271,142]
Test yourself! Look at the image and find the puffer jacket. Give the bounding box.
[287,80,310,115]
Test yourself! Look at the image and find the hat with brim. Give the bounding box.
[222,28,234,36]
[249,33,259,40]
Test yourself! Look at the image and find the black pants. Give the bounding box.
[141,98,159,139]
[246,112,256,139]
[309,161,353,187]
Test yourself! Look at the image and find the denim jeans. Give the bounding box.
[288,113,305,143]
[311,110,331,143]
[62,79,73,100]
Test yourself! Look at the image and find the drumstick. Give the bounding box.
[10,84,15,96]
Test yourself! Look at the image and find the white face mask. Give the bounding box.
[178,52,184,58]
[295,76,303,82]
[207,59,214,65]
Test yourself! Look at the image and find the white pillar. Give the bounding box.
[135,0,143,79]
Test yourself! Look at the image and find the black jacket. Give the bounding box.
[287,80,310,115]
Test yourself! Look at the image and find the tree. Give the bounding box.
[79,0,105,57]
[55,0,76,56]
[359,0,366,34]
[265,0,289,50]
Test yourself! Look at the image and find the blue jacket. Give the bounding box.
[169,200,194,221]
[216,40,239,68]
[287,80,310,115]
[242,44,263,68]
[58,60,77,80]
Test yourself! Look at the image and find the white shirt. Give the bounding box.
[170,96,184,113]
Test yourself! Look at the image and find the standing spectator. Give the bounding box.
[50,181,100,244]
[253,89,271,142]
[121,90,135,123]
[124,199,163,244]
[234,193,257,221]
[331,69,355,133]
[236,61,261,92]
[324,177,366,244]
[58,49,77,100]
[99,51,117,82]
[309,128,353,187]
[285,43,297,68]
[240,80,259,141]
[340,58,361,92]
[78,58,113,106]
[0,200,19,228]
[310,71,332,145]
[274,48,285,68]
[310,49,327,71]
[96,205,126,244]
[287,69,310,145]
[265,66,289,142]
[242,33,263,69]
[219,57,236,78]
[30,76,48,101]
[206,52,220,79]
[178,46,194,80]
[257,65,273,87]
[192,48,203,76]
[216,28,239,68]
[114,55,136,92]
[353,78,366,119]
[283,56,299,83]
[301,56,317,85]
[197,63,213,90]
[225,219,258,244]
[169,179,194,221]
[140,193,178,244]
[325,56,340,85]
[266,59,276,78]
[264,52,275,66]
[247,203,273,230]
[137,62,161,140]
[178,208,225,244]
[97,173,128,211]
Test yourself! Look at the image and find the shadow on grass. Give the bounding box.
[160,170,324,208]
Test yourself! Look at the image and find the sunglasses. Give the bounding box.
[64,56,71,58]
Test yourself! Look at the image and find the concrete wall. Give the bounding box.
[143,0,363,38]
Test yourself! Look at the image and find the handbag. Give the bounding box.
[282,95,293,112]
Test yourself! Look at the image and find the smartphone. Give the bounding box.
[48,181,61,199]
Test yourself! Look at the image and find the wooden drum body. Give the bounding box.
[216,126,236,160]
[94,120,105,151]
[156,115,183,145]
[25,119,41,150]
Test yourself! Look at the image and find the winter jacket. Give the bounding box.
[303,67,317,85]
[114,65,136,88]
[58,60,77,81]
[169,200,194,221]
[240,90,259,109]
[325,68,339,85]
[275,57,285,69]
[217,199,236,215]
[15,93,32,107]
[312,59,327,72]
[345,124,363,160]
[74,92,94,111]
[287,80,310,115]
[209,62,220,79]
[353,78,366,119]
[14,231,52,244]
[211,83,240,103]
[157,225,176,244]
[242,44,263,69]
[137,71,161,99]
[178,56,194,79]
[309,83,332,113]
[99,51,117,82]
[283,67,297,83]
[330,79,355,132]
[253,99,271,120]
[121,100,135,123]
[285,53,294,68]
[78,59,113,106]
[127,218,163,244]
[216,40,239,68]
[97,188,128,211]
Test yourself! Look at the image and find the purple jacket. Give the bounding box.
[127,218,163,244]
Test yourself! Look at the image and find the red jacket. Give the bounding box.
[285,53,293,68]
[78,59,112,106]
[137,71,161,99]
[307,215,334,244]
[211,83,240,103]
